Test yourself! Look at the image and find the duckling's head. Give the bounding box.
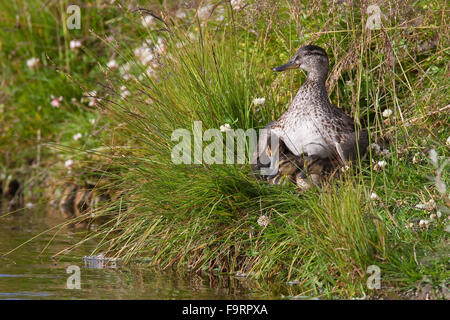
[273,45,329,80]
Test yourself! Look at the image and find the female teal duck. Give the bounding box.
[253,45,368,189]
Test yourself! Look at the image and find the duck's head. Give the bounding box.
[273,45,329,80]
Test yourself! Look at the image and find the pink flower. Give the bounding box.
[107,59,119,70]
[141,15,155,27]
[51,95,63,107]
[231,0,244,11]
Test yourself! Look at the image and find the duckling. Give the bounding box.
[253,45,368,189]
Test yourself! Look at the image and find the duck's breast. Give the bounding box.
[272,121,331,158]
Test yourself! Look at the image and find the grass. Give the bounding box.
[1,0,449,299]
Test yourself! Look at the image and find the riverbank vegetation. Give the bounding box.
[1,0,448,299]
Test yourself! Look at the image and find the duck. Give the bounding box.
[252,45,368,189]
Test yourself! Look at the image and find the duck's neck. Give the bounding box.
[306,69,328,83]
[292,73,330,109]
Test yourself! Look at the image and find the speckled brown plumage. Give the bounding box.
[253,45,368,189]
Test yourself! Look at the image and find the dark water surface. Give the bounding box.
[0,206,276,300]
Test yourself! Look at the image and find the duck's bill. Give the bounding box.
[273,60,298,72]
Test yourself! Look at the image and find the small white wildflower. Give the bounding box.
[425,199,436,211]
[25,202,34,209]
[107,59,119,70]
[120,86,131,99]
[220,123,232,132]
[377,160,387,169]
[26,57,40,69]
[382,109,393,118]
[446,136,450,147]
[134,46,154,65]
[371,143,381,154]
[84,90,98,107]
[73,133,82,141]
[119,63,130,74]
[65,159,74,170]
[141,15,155,27]
[405,222,414,229]
[252,97,266,106]
[437,211,442,219]
[69,40,82,51]
[155,37,167,55]
[89,118,96,125]
[419,219,429,229]
[415,199,436,211]
[340,165,350,172]
[370,192,379,201]
[198,5,212,21]
[257,215,270,228]
[50,95,63,108]
[231,0,244,11]
[119,63,131,81]
[429,214,436,221]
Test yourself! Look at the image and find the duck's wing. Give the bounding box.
[338,127,369,161]
[329,105,369,162]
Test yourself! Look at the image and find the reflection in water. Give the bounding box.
[0,205,281,299]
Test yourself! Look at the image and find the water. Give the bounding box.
[0,206,274,300]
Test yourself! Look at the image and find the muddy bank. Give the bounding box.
[1,172,115,228]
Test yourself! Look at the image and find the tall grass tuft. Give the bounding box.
[2,0,447,298]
